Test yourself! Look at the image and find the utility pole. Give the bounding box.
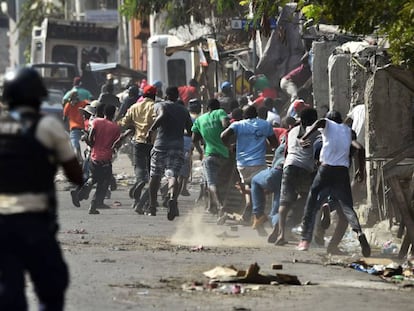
[118,0,129,67]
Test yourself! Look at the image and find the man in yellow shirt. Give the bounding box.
[118,85,157,213]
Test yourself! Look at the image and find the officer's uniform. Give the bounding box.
[0,107,75,310]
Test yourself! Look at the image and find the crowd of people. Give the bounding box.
[0,61,371,309]
[60,67,370,260]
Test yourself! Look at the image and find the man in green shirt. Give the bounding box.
[192,98,230,215]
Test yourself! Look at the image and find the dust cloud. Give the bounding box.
[170,206,269,248]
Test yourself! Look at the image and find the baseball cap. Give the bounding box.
[152,80,162,89]
[221,81,232,90]
[293,99,310,112]
[143,84,157,95]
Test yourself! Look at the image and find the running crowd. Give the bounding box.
[64,71,370,259]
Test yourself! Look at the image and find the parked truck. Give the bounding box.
[30,18,118,74]
[147,34,194,92]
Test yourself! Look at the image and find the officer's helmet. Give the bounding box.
[2,67,48,108]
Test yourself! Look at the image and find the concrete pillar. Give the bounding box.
[312,40,340,117]
[365,67,414,224]
[328,53,351,117]
[350,58,369,108]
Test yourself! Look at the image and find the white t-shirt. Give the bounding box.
[0,113,75,214]
[284,125,318,172]
[320,119,352,167]
[266,110,281,126]
[347,105,365,147]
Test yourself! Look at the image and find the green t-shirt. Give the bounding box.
[191,109,229,158]
[254,75,270,91]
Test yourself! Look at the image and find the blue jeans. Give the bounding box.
[251,167,283,227]
[133,142,152,183]
[0,213,68,311]
[69,128,82,151]
[301,165,362,242]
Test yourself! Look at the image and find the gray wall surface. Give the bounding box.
[328,53,351,117]
[312,40,340,117]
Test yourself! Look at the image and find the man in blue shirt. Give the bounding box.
[221,105,277,227]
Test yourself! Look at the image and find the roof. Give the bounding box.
[86,62,146,80]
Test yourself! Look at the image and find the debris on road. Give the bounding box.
[97,258,116,263]
[348,257,414,286]
[204,263,301,285]
[112,201,122,208]
[271,263,283,270]
[216,231,239,239]
[66,228,88,234]
[190,245,208,252]
[109,282,151,289]
[108,246,128,251]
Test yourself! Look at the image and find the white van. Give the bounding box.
[147,34,194,92]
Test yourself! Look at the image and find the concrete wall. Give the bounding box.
[328,53,351,117]
[364,67,414,224]
[350,56,371,108]
[365,69,413,157]
[312,40,340,117]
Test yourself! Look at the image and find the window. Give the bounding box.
[52,45,78,65]
[167,59,187,87]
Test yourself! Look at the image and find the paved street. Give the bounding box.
[28,154,413,310]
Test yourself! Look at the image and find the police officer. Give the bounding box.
[0,67,83,310]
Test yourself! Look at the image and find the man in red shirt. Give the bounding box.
[279,52,312,105]
[87,105,120,214]
[178,79,199,106]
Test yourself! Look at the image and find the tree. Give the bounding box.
[17,0,64,40]
[120,0,245,32]
[243,0,414,69]
[17,0,64,61]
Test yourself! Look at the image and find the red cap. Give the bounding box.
[293,99,310,111]
[143,84,157,95]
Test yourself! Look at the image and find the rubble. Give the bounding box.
[348,257,414,286]
[203,262,301,285]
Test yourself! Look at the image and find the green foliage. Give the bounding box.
[300,0,414,69]
[386,1,414,67]
[17,0,64,62]
[18,0,64,41]
[120,0,244,29]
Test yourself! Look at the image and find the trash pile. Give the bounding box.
[349,257,414,286]
[182,262,301,295]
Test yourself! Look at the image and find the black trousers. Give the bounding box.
[0,213,68,311]
[302,165,362,242]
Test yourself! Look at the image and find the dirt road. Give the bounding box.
[27,154,412,310]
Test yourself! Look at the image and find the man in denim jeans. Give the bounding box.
[296,110,370,257]
[221,106,278,227]
[119,85,157,213]
[251,137,285,238]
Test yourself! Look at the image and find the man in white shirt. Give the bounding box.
[296,110,370,257]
